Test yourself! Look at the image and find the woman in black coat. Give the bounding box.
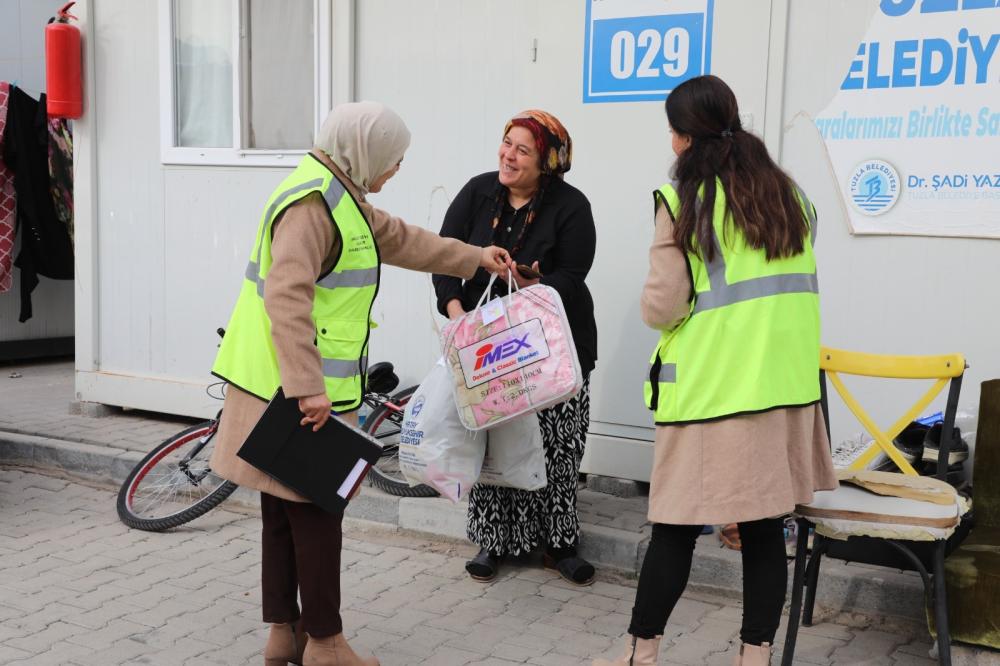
[433,109,598,585]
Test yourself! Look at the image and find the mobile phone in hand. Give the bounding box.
[516,264,542,279]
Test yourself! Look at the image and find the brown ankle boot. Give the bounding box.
[264,623,307,665]
[302,633,378,666]
[592,634,661,665]
[731,642,771,666]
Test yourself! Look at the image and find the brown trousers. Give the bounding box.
[261,492,343,637]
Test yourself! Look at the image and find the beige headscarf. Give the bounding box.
[315,102,411,196]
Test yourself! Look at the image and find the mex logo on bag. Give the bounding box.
[458,319,551,388]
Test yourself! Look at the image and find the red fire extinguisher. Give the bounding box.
[45,2,82,119]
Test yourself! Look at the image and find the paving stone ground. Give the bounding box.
[0,465,944,666]
[0,361,655,537]
[0,360,198,456]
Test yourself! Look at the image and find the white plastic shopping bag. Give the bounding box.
[441,272,583,431]
[478,413,547,491]
[398,357,485,502]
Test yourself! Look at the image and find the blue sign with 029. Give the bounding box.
[583,0,714,103]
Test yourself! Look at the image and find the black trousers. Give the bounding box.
[628,518,787,646]
[261,492,344,637]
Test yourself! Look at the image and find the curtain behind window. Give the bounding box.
[247,0,314,149]
[174,0,233,148]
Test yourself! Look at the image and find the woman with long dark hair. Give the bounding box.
[594,76,836,666]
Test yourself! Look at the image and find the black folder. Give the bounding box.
[237,387,383,513]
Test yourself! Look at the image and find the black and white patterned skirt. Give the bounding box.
[466,378,591,557]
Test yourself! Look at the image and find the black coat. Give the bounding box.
[2,87,74,322]
[433,171,598,376]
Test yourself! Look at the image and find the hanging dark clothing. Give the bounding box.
[48,118,74,246]
[1,86,74,322]
[0,82,16,294]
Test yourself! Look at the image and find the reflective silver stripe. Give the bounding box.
[809,203,817,247]
[246,178,359,296]
[322,356,366,379]
[658,363,676,383]
[250,178,327,263]
[266,178,325,229]
[245,261,265,297]
[794,185,817,247]
[674,182,727,293]
[693,273,818,314]
[322,176,347,210]
[317,266,378,290]
[704,236,727,292]
[247,252,378,298]
[699,185,731,293]
[668,180,818,315]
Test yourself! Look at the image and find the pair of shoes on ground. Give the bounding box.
[265,623,378,666]
[892,422,969,466]
[889,422,969,487]
[593,636,771,665]
[465,546,596,585]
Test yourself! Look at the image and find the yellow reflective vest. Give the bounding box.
[213,154,379,411]
[644,179,821,424]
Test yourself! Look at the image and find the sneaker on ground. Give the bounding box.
[832,433,886,470]
[921,460,968,490]
[922,423,969,465]
[892,422,928,463]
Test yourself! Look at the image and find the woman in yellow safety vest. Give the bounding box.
[210,102,511,666]
[595,76,837,666]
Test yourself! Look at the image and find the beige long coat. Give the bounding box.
[209,152,481,501]
[642,204,838,525]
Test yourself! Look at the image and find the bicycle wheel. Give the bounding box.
[364,385,439,498]
[117,420,238,531]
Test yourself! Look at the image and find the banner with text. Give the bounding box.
[816,1,1000,237]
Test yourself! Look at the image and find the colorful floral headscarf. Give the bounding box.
[504,109,573,175]
[489,110,573,257]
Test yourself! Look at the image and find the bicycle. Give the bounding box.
[116,358,434,532]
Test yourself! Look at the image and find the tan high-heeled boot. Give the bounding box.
[302,633,378,666]
[731,642,771,666]
[264,623,307,665]
[592,634,661,665]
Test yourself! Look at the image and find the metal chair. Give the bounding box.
[781,347,969,666]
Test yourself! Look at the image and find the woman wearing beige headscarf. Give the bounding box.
[209,102,511,666]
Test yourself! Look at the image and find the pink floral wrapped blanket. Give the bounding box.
[441,282,583,431]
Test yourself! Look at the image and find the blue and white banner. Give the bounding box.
[816,1,1000,237]
[583,0,714,104]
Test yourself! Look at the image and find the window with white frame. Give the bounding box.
[159,0,354,166]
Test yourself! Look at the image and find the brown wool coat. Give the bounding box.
[209,152,482,501]
[642,204,838,525]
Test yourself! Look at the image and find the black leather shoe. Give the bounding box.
[922,423,969,465]
[543,549,595,586]
[892,421,928,463]
[465,548,501,581]
[921,460,968,489]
